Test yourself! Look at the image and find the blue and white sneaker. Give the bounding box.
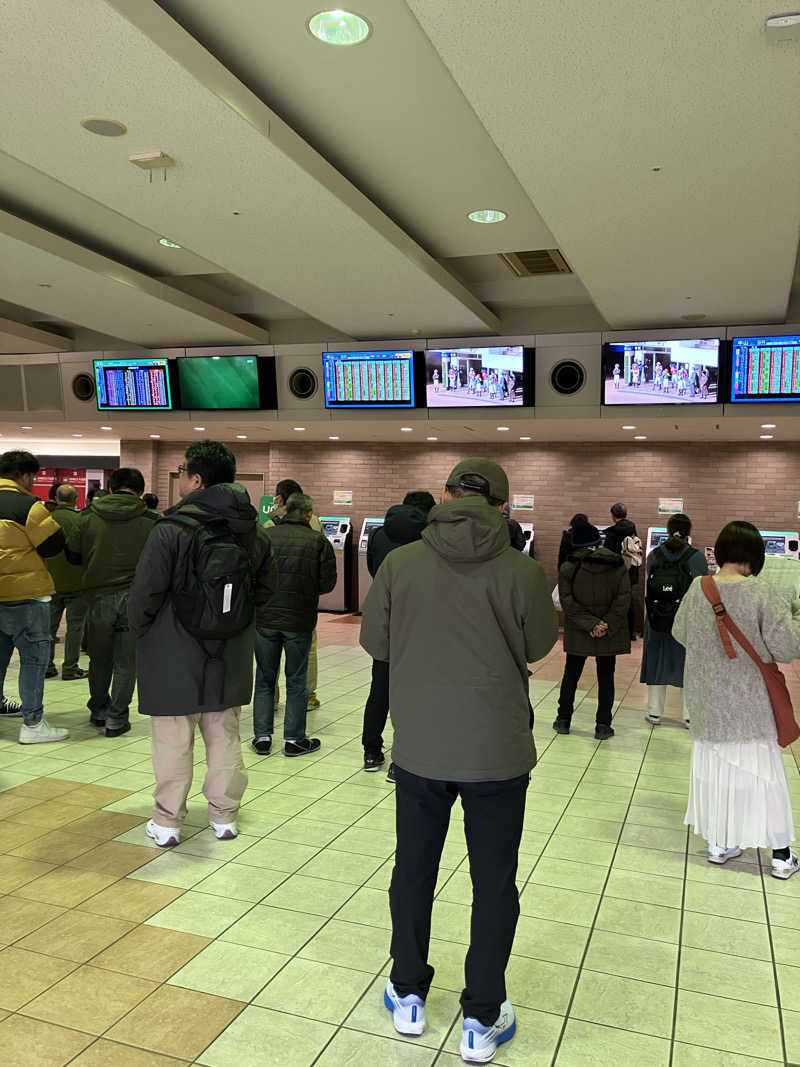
[383,979,426,1036]
[460,1001,516,1063]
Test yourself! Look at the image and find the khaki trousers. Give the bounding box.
[151,708,247,828]
[275,627,318,706]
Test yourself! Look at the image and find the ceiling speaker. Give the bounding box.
[71,372,95,403]
[550,360,585,396]
[288,367,317,400]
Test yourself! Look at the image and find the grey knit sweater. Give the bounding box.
[672,575,800,744]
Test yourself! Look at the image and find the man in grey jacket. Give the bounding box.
[360,458,557,1064]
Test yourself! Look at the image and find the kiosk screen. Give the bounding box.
[322,519,343,537]
[764,535,790,556]
[730,334,800,403]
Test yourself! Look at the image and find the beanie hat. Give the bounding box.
[572,522,603,549]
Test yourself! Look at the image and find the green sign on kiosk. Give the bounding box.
[258,495,275,525]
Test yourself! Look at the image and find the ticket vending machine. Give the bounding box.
[760,530,800,560]
[518,522,535,557]
[647,526,694,555]
[318,516,352,613]
[358,518,385,611]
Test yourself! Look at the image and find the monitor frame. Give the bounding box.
[175,354,277,411]
[422,346,534,409]
[600,338,723,406]
[93,356,176,412]
[728,333,800,404]
[322,350,419,410]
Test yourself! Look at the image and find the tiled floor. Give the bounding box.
[1,618,800,1066]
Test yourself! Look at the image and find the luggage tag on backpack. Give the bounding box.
[223,583,233,614]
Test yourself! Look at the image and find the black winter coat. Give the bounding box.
[603,518,640,586]
[127,485,276,717]
[258,517,337,632]
[559,547,631,657]
[367,504,429,577]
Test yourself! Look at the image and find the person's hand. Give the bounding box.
[591,621,609,638]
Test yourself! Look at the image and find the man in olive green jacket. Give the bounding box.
[360,458,557,1061]
[45,484,87,680]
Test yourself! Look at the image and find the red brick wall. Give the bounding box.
[122,438,800,590]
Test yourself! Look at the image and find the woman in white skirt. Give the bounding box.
[673,520,800,878]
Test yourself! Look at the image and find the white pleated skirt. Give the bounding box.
[685,739,795,850]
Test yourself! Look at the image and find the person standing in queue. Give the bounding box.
[362,490,435,778]
[603,502,641,639]
[44,484,88,681]
[361,458,557,1064]
[557,513,590,569]
[554,521,630,740]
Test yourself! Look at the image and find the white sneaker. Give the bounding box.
[145,819,180,847]
[18,719,69,744]
[383,979,426,1036]
[772,853,800,880]
[210,820,237,840]
[645,714,661,726]
[460,1002,516,1063]
[708,846,742,865]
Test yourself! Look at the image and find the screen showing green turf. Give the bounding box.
[177,355,261,409]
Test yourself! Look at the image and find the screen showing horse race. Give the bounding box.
[602,338,720,405]
[425,346,525,407]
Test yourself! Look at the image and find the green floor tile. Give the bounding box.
[681,911,772,961]
[235,837,321,873]
[555,1018,670,1067]
[299,918,390,971]
[512,913,590,967]
[680,945,777,1006]
[675,989,783,1061]
[619,823,688,853]
[255,957,373,1024]
[192,862,287,903]
[265,873,357,918]
[528,857,608,895]
[604,867,684,908]
[505,953,577,1015]
[145,890,251,938]
[299,848,383,886]
[672,1043,777,1066]
[612,844,686,879]
[684,880,767,923]
[570,970,674,1038]
[316,1029,438,1066]
[169,940,287,1001]
[595,897,681,943]
[585,928,678,985]
[518,882,599,927]
[197,1005,335,1067]
[127,852,225,889]
[219,903,325,955]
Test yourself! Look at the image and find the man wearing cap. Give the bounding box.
[360,457,557,1064]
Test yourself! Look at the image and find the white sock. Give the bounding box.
[256,735,271,742]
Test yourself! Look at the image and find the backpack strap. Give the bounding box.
[700,575,763,666]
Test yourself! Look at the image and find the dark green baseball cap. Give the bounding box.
[446,458,509,503]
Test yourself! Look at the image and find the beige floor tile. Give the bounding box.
[8,828,97,865]
[0,854,56,893]
[11,799,96,831]
[77,878,185,923]
[17,910,136,963]
[169,940,287,1001]
[0,896,66,943]
[61,810,146,841]
[66,841,157,877]
[196,1004,335,1067]
[69,1040,189,1066]
[0,819,48,851]
[91,924,211,981]
[0,946,77,1011]
[13,866,118,907]
[0,792,37,817]
[0,1014,92,1066]
[3,777,83,802]
[20,964,158,1034]
[256,957,373,1024]
[107,985,244,1060]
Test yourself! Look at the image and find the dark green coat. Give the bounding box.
[44,505,84,594]
[559,547,631,657]
[66,492,159,599]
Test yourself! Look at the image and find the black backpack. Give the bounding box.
[645,546,695,633]
[165,513,256,641]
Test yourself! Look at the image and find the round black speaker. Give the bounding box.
[71,372,95,402]
[288,367,317,400]
[550,360,585,396]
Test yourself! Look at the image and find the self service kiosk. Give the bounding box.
[760,530,800,559]
[647,526,693,555]
[318,516,352,613]
[518,522,535,557]
[357,518,385,612]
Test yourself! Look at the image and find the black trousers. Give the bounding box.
[361,658,390,754]
[557,653,616,725]
[389,766,529,1026]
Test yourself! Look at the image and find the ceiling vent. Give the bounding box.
[499,249,572,277]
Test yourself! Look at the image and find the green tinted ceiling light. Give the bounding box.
[158,238,181,248]
[467,209,507,224]
[308,9,372,45]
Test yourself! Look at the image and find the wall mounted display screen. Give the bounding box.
[425,346,526,407]
[730,335,800,403]
[176,355,277,410]
[322,350,415,408]
[94,357,173,411]
[602,338,720,405]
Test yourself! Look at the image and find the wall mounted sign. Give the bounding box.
[657,498,684,515]
[512,494,535,511]
[333,490,353,506]
[258,495,275,526]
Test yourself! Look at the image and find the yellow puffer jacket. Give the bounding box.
[0,478,63,601]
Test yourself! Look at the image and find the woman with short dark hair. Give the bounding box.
[673,520,800,877]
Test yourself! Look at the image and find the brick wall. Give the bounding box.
[122,438,800,591]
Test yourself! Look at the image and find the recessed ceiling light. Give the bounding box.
[80,117,127,137]
[329,435,340,440]
[519,436,531,441]
[468,209,507,224]
[293,427,306,432]
[400,427,413,432]
[21,425,32,430]
[193,426,205,431]
[307,9,371,45]
[100,426,112,431]
[158,238,181,249]
[71,433,83,438]
[427,436,438,441]
[762,423,777,429]
[760,434,774,440]
[236,434,248,440]
[149,434,161,439]
[681,313,707,321]
[622,425,636,430]
[37,283,52,288]
[497,426,510,432]
[634,435,648,440]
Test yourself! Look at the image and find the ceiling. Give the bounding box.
[0,0,796,365]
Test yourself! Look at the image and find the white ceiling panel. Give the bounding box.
[407,0,800,329]
[0,316,72,354]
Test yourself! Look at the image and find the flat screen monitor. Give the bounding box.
[730,334,800,403]
[602,338,720,404]
[321,517,348,537]
[94,357,174,411]
[425,346,528,407]
[177,355,277,410]
[322,350,415,408]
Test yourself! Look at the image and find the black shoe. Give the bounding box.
[553,718,571,735]
[386,763,396,784]
[284,738,321,758]
[595,724,615,741]
[0,698,22,717]
[89,716,106,728]
[252,737,272,756]
[62,667,88,681]
[363,751,385,772]
[45,665,58,679]
[105,723,131,738]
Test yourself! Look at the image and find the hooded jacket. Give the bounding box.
[45,505,85,595]
[558,546,631,657]
[603,518,640,585]
[66,492,159,599]
[360,496,558,782]
[127,483,276,716]
[367,504,429,577]
[0,478,63,601]
[257,517,337,633]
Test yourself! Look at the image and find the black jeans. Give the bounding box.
[362,659,390,754]
[390,766,529,1026]
[87,590,136,729]
[557,653,616,725]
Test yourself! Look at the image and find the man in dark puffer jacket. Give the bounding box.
[253,493,336,758]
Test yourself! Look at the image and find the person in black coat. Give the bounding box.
[128,441,276,848]
[558,513,589,569]
[602,502,640,639]
[363,491,435,776]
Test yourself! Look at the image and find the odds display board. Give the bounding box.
[94,357,173,410]
[730,334,800,403]
[322,350,415,408]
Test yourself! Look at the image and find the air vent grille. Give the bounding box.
[499,249,572,277]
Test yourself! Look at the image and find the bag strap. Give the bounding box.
[700,575,766,671]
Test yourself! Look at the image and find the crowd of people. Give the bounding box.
[1,443,799,1063]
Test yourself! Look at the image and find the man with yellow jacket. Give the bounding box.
[0,451,69,743]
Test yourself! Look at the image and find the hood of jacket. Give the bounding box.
[383,504,428,546]
[166,483,258,534]
[422,497,510,564]
[568,546,626,571]
[90,491,148,523]
[610,518,637,539]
